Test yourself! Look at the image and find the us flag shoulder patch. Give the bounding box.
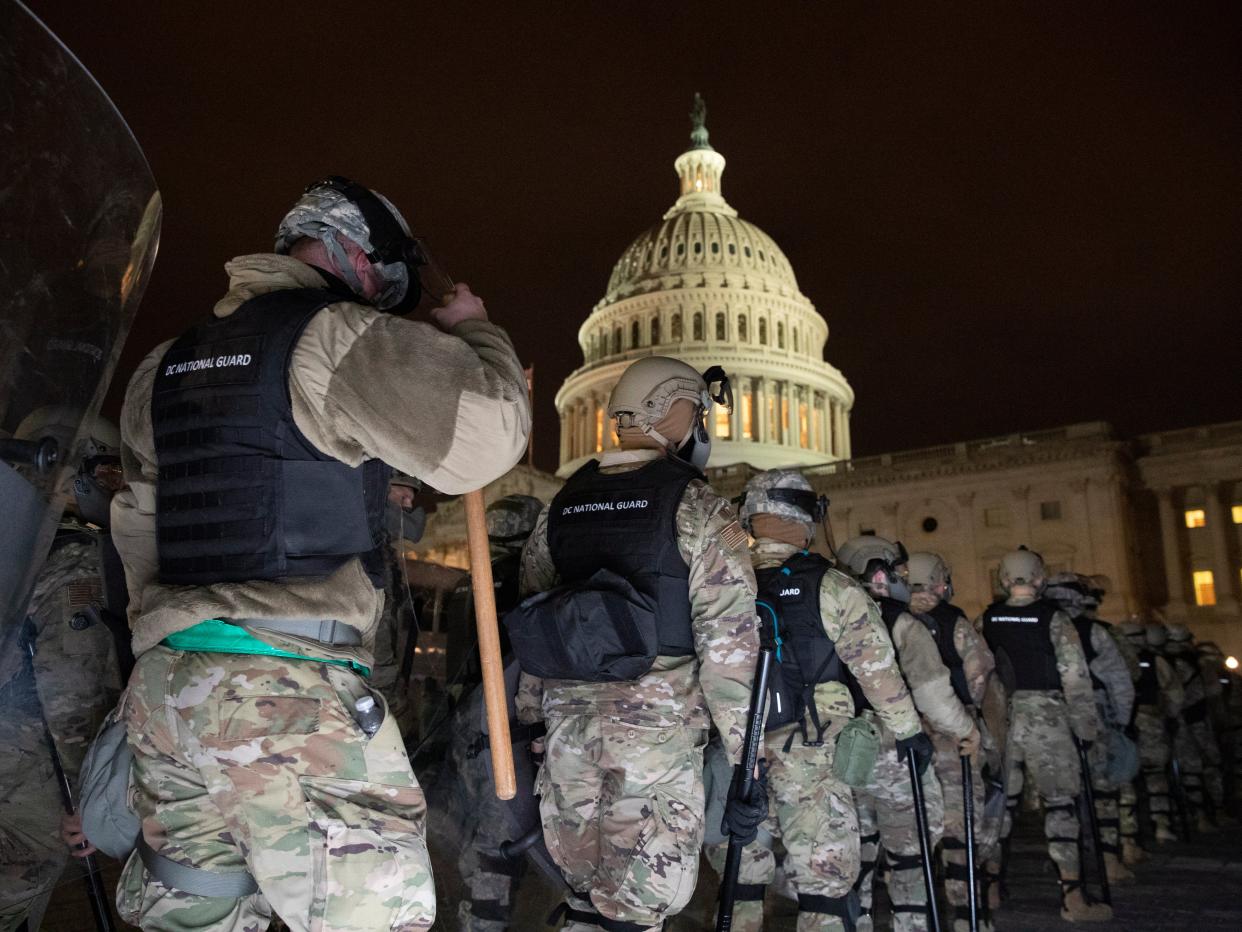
[720,520,748,551]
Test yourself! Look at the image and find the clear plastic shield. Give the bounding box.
[0,0,159,925]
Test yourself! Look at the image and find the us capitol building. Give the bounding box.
[412,99,1242,661]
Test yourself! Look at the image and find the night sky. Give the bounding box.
[30,1,1242,473]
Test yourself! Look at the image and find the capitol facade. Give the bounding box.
[555,101,854,475]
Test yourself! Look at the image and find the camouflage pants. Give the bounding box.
[854,742,944,932]
[1118,779,1138,848]
[1134,709,1174,833]
[1188,718,1225,809]
[117,646,435,932]
[705,721,861,932]
[0,711,66,932]
[536,714,707,932]
[930,731,984,928]
[1173,718,1207,815]
[1001,693,1082,882]
[1086,736,1121,857]
[455,742,523,931]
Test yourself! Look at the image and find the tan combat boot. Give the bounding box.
[1104,851,1135,883]
[1121,838,1147,865]
[1154,819,1178,843]
[1060,883,1113,922]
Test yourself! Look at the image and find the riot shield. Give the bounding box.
[0,0,159,926]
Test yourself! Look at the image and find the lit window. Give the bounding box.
[984,507,1009,528]
[594,407,604,453]
[799,401,809,448]
[715,406,731,439]
[1233,504,1242,524]
[741,392,753,440]
[1185,509,1206,529]
[781,396,790,435]
[1040,501,1062,521]
[1193,570,1216,606]
[767,396,776,440]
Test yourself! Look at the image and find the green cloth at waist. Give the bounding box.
[163,619,370,676]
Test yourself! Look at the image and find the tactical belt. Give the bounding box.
[231,618,362,646]
[547,902,653,932]
[138,836,258,898]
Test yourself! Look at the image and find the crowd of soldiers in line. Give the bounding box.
[2,178,1240,932]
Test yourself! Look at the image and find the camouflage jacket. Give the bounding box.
[751,540,921,740]
[13,531,122,785]
[515,449,759,763]
[890,608,975,741]
[975,596,1100,741]
[112,254,531,665]
[1085,620,1135,726]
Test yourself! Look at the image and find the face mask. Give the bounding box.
[385,503,426,543]
[887,573,912,604]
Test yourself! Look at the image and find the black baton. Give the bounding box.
[1074,737,1111,907]
[907,752,942,932]
[962,755,979,932]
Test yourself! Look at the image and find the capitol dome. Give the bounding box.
[555,96,854,476]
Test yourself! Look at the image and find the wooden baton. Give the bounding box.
[463,489,517,800]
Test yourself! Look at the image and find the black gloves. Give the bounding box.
[1124,723,1139,741]
[896,732,934,776]
[721,763,769,846]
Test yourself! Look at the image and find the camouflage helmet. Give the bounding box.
[837,534,912,601]
[14,405,120,458]
[1145,623,1169,648]
[907,551,950,593]
[738,469,820,537]
[998,547,1045,592]
[486,494,543,546]
[1165,623,1193,652]
[1044,572,1092,617]
[275,176,418,312]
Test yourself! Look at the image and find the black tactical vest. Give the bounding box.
[919,601,973,706]
[152,288,392,586]
[980,598,1063,691]
[1135,648,1160,708]
[546,456,699,657]
[756,552,861,737]
[1071,616,1107,692]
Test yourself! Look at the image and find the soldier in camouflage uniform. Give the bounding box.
[1118,622,1183,843]
[1045,573,1136,883]
[906,552,997,932]
[447,494,543,932]
[979,549,1111,922]
[837,536,976,932]
[1086,578,1147,865]
[701,471,926,932]
[0,411,124,932]
[513,357,761,932]
[1164,624,1227,829]
[110,178,531,930]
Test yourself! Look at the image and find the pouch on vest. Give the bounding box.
[79,704,140,860]
[503,568,659,682]
[832,716,880,789]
